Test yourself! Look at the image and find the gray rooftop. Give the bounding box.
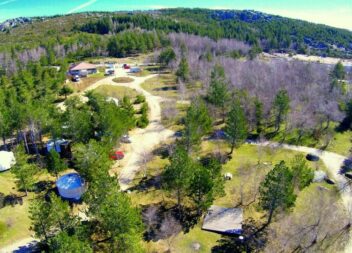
[202,206,243,235]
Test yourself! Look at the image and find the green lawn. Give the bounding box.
[94,85,140,100]
[173,225,221,253]
[0,171,33,246]
[89,72,105,78]
[326,130,352,156]
[0,197,33,246]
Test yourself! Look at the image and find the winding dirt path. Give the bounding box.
[84,68,175,190]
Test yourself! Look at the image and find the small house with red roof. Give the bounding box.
[69,62,98,77]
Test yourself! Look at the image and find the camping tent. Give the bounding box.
[0,151,16,172]
[56,173,85,200]
[46,139,69,153]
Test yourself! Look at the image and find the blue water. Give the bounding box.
[0,0,351,30]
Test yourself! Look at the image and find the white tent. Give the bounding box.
[0,151,16,172]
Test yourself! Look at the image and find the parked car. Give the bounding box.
[110,151,125,160]
[130,67,141,73]
[72,75,80,82]
[306,153,320,162]
[123,64,130,70]
[105,69,115,76]
[121,135,131,143]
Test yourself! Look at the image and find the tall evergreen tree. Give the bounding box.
[163,145,193,213]
[273,89,290,132]
[176,57,189,82]
[225,100,248,155]
[183,98,212,152]
[46,149,66,179]
[12,146,38,196]
[207,65,230,122]
[259,161,296,225]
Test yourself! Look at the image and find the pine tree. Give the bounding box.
[207,65,230,122]
[273,90,290,132]
[176,57,189,82]
[259,161,296,225]
[183,98,212,152]
[12,146,38,196]
[47,149,66,179]
[225,100,248,155]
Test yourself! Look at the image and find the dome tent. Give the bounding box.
[0,151,16,172]
[56,173,85,200]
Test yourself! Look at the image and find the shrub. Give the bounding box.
[135,95,146,104]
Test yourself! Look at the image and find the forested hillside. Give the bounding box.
[0,8,351,74]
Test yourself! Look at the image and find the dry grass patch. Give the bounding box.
[94,85,140,100]
[113,77,134,83]
[141,74,178,99]
[68,76,104,93]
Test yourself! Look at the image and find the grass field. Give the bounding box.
[0,171,33,246]
[141,74,178,99]
[113,77,135,83]
[94,85,140,100]
[68,76,105,93]
[326,130,352,156]
[127,139,332,252]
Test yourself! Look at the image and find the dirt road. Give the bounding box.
[83,68,175,190]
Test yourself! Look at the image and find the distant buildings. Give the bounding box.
[69,62,98,77]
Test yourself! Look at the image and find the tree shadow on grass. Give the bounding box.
[211,222,268,253]
[127,174,162,193]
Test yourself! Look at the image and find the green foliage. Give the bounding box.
[48,232,93,253]
[46,149,66,178]
[135,94,146,104]
[80,17,112,35]
[273,89,290,131]
[59,85,73,99]
[331,62,346,80]
[225,99,248,155]
[29,193,75,241]
[176,57,189,82]
[207,65,230,121]
[248,45,263,60]
[163,146,223,215]
[63,97,94,143]
[183,98,212,151]
[85,169,143,252]
[259,161,296,224]
[12,146,39,196]
[137,102,149,128]
[73,139,112,182]
[86,92,135,145]
[163,145,193,209]
[290,154,314,190]
[189,164,215,214]
[107,30,162,57]
[158,47,176,67]
[120,96,135,117]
